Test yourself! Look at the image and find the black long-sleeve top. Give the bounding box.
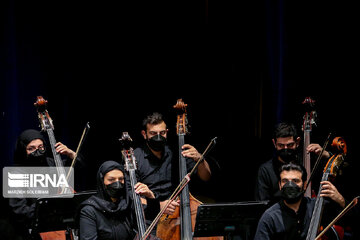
[254,158,282,204]
[254,197,315,240]
[132,144,196,221]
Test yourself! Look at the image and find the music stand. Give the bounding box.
[32,190,97,239]
[193,201,269,240]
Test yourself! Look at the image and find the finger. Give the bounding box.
[167,209,175,215]
[172,201,180,207]
[182,144,192,149]
[135,185,146,193]
[320,190,334,196]
[56,146,64,152]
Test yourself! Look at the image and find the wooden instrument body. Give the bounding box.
[305,137,346,240]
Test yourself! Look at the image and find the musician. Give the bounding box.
[79,160,155,240]
[254,122,331,203]
[8,129,79,239]
[254,162,345,240]
[132,112,212,227]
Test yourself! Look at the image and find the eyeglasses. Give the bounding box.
[26,145,45,152]
[276,142,296,149]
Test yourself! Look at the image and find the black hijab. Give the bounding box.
[81,160,130,214]
[13,129,46,165]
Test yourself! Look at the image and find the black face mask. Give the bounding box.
[27,148,47,165]
[277,148,297,163]
[105,181,125,198]
[281,181,304,204]
[147,134,167,152]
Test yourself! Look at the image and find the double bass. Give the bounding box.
[302,97,317,198]
[156,99,222,240]
[119,132,148,239]
[34,96,74,240]
[306,137,347,240]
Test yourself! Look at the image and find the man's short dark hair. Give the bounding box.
[279,162,307,183]
[142,112,165,130]
[273,122,299,141]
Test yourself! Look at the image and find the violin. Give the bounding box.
[156,99,222,240]
[302,97,317,197]
[306,137,347,240]
[34,96,75,240]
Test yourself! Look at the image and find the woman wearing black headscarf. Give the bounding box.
[8,129,79,239]
[79,160,156,240]
[13,129,76,166]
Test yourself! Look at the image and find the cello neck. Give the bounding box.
[178,134,193,240]
[302,97,317,198]
[178,134,187,179]
[303,130,312,198]
[129,168,147,238]
[46,128,65,170]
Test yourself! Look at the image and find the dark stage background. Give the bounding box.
[1,0,360,224]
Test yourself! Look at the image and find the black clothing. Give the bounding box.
[134,144,196,201]
[254,197,315,240]
[9,129,68,239]
[13,129,47,166]
[79,160,136,240]
[254,158,282,204]
[9,129,81,224]
[254,196,346,240]
[132,144,196,223]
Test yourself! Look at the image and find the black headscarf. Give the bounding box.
[13,129,46,165]
[81,160,130,214]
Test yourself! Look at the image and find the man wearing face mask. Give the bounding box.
[132,112,212,231]
[7,129,79,239]
[254,162,345,240]
[254,122,330,204]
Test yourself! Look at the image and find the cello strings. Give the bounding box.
[142,137,217,240]
[315,196,360,240]
[141,175,191,240]
[305,132,331,193]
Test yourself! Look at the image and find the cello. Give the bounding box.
[306,137,347,240]
[302,97,317,198]
[156,99,222,240]
[34,96,75,240]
